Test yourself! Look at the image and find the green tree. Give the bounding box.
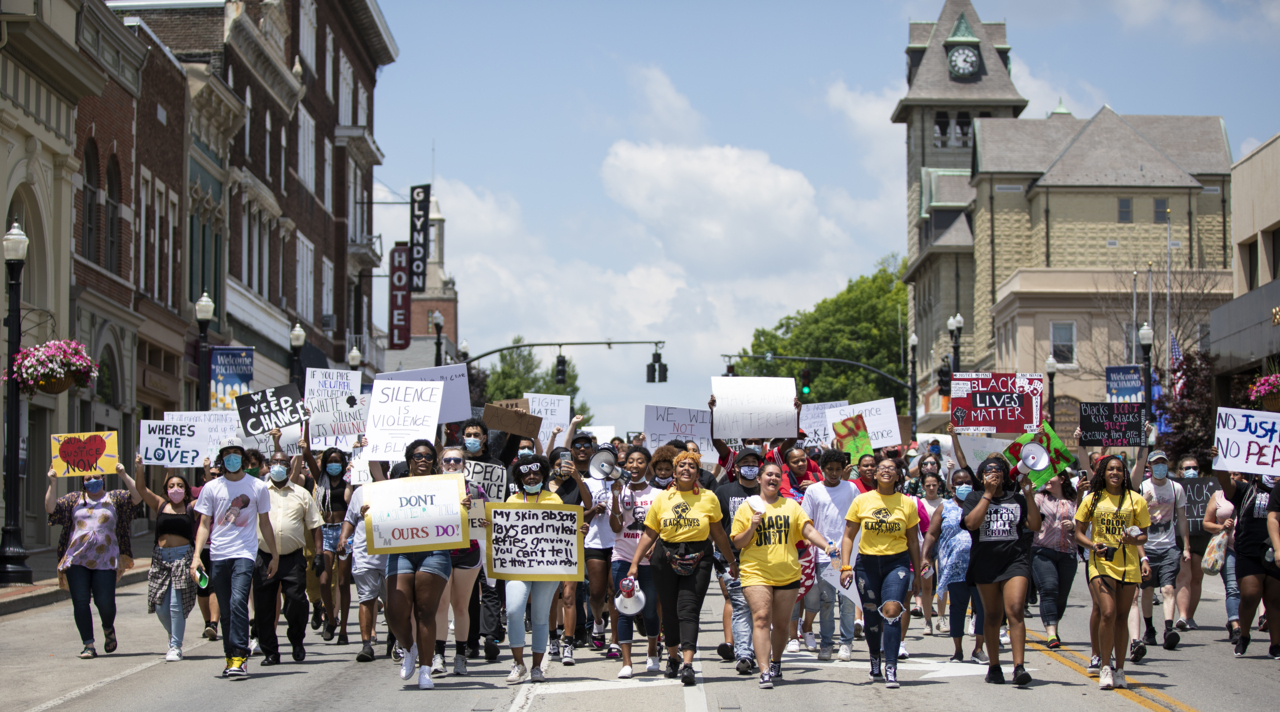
[484,336,594,424]
[736,254,910,411]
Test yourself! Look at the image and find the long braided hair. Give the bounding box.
[1083,454,1131,523]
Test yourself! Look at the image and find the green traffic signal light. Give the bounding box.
[801,385,811,394]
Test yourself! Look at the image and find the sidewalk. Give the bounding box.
[0,529,154,616]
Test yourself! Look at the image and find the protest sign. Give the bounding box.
[828,398,899,449]
[1000,423,1074,487]
[581,425,615,443]
[898,416,913,449]
[1181,477,1221,536]
[363,473,468,554]
[524,393,571,449]
[466,459,509,502]
[955,434,1015,471]
[799,401,847,448]
[710,377,797,439]
[209,346,253,410]
[139,420,211,468]
[235,384,306,438]
[495,398,530,411]
[366,379,445,461]
[818,556,861,607]
[1212,407,1280,477]
[1078,402,1145,447]
[164,411,240,458]
[304,368,361,401]
[1106,366,1145,403]
[831,413,873,461]
[485,502,584,581]
[348,458,372,486]
[483,403,542,439]
[950,372,1045,434]
[308,394,369,440]
[644,405,713,453]
[50,432,119,476]
[379,364,471,423]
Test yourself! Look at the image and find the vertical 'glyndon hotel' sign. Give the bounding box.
[389,244,410,350]
[409,184,430,292]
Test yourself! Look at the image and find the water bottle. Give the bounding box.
[196,568,209,588]
[1267,548,1275,564]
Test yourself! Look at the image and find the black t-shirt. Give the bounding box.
[717,480,760,551]
[699,469,719,493]
[1229,480,1274,559]
[961,489,1032,582]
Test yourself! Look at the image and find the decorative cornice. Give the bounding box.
[186,62,245,160]
[78,0,149,97]
[225,9,301,116]
[4,15,106,103]
[237,169,282,219]
[334,124,384,170]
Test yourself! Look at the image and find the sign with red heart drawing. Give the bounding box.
[50,431,118,476]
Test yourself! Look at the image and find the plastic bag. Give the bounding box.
[1202,531,1228,576]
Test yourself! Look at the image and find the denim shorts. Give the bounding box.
[385,549,452,579]
[321,523,349,553]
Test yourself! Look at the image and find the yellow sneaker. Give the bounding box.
[221,657,233,677]
[226,656,249,677]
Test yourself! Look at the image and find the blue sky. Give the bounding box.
[369,0,1280,433]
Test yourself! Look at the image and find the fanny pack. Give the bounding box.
[663,539,709,576]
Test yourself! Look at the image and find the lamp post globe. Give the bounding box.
[1138,322,1154,422]
[195,292,215,410]
[289,323,305,386]
[348,345,362,371]
[908,333,918,442]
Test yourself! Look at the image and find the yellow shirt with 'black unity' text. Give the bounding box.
[731,496,811,587]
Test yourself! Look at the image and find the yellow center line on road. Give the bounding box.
[1025,629,1199,712]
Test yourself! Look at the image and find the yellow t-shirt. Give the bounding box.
[1076,490,1151,584]
[643,490,722,543]
[731,497,811,587]
[506,491,562,505]
[844,491,919,556]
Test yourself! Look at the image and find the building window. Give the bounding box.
[1118,197,1132,223]
[358,84,367,126]
[265,112,272,178]
[139,175,150,293]
[104,156,121,274]
[296,233,315,323]
[258,214,268,299]
[280,125,287,193]
[955,112,972,148]
[1154,197,1169,223]
[339,52,353,125]
[297,107,316,193]
[243,88,251,158]
[82,139,99,262]
[299,0,317,69]
[1198,323,1210,352]
[323,138,333,210]
[321,256,334,326]
[933,112,950,148]
[1051,321,1075,364]
[1245,240,1258,291]
[1272,230,1280,282]
[324,29,333,100]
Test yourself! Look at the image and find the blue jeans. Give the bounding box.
[611,561,659,646]
[854,551,911,668]
[1030,547,1078,627]
[948,581,985,640]
[65,565,116,646]
[156,546,192,648]
[210,557,254,658]
[505,580,559,653]
[721,570,753,660]
[815,560,858,647]
[1222,548,1240,622]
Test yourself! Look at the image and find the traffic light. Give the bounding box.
[647,351,664,383]
[937,359,952,397]
[555,355,567,385]
[800,368,811,395]
[658,361,668,383]
[725,364,735,377]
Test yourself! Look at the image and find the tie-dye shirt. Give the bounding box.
[49,490,137,572]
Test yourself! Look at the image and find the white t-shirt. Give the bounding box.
[612,485,659,565]
[583,476,617,549]
[195,475,271,562]
[1141,477,1185,552]
[801,480,858,564]
[344,486,387,574]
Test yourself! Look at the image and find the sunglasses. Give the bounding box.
[442,457,463,465]
[571,442,593,449]
[519,463,542,473]
[410,453,435,462]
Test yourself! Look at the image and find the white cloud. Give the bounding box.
[628,65,705,144]
[1240,136,1262,158]
[1009,54,1106,119]
[823,81,906,243]
[1112,0,1280,41]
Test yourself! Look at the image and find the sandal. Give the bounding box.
[79,645,97,659]
[103,628,117,654]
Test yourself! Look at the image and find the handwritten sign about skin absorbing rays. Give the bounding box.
[1078,402,1146,447]
[50,432,118,476]
[365,379,444,462]
[485,502,584,582]
[800,401,848,448]
[139,421,212,468]
[645,405,713,453]
[950,372,1045,434]
[363,473,469,554]
[1213,407,1280,477]
[828,398,900,449]
[235,385,307,438]
[831,413,873,461]
[710,377,797,439]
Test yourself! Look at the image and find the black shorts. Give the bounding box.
[450,545,482,570]
[1188,534,1211,558]
[197,548,214,597]
[773,579,801,591]
[1235,553,1280,582]
[585,547,613,563]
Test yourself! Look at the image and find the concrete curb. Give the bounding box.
[0,562,152,617]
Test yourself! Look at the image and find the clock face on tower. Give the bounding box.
[948,46,979,76]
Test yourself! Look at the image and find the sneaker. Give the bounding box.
[937,618,950,634]
[999,627,1011,647]
[204,621,218,640]
[1175,618,1189,631]
[484,637,500,661]
[1163,629,1180,650]
[1046,636,1061,649]
[679,662,696,686]
[1114,668,1128,689]
[666,656,680,678]
[220,657,231,677]
[1129,639,1147,663]
[431,654,447,676]
[1013,664,1032,686]
[758,671,773,689]
[1229,625,1242,646]
[804,631,817,651]
[591,634,606,651]
[530,666,545,683]
[1142,628,1157,647]
[736,657,754,675]
[605,644,622,659]
[1269,643,1280,660]
[248,637,259,656]
[838,644,852,662]
[1099,665,1114,690]
[400,644,418,681]
[391,640,403,662]
[453,655,468,676]
[868,655,882,680]
[322,621,336,642]
[165,647,182,662]
[647,656,662,673]
[1185,618,1198,630]
[947,652,965,663]
[1235,635,1250,658]
[618,664,633,679]
[785,638,800,653]
[418,667,434,690]
[971,649,989,665]
[985,664,1005,684]
[818,645,833,661]
[226,656,248,677]
[898,642,909,660]
[717,642,734,661]
[768,661,783,680]
[560,645,575,666]
[79,645,97,660]
[506,663,527,684]
[356,644,375,663]
[854,619,865,640]
[884,664,899,689]
[548,639,561,660]
[1087,655,1101,675]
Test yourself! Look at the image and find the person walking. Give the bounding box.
[1201,473,1243,644]
[135,458,197,661]
[1129,450,1190,660]
[336,463,388,663]
[608,447,662,679]
[715,447,763,674]
[924,467,986,664]
[1031,470,1079,649]
[430,446,488,677]
[254,451,323,665]
[801,450,859,662]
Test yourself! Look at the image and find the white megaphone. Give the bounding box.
[1017,443,1051,476]
[615,576,646,616]
[589,450,621,480]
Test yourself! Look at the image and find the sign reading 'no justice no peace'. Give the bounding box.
[950,372,1045,434]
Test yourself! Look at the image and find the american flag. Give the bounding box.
[1170,337,1184,397]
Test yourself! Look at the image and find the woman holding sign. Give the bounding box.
[628,451,738,688]
[135,456,198,661]
[431,446,489,678]
[732,462,835,689]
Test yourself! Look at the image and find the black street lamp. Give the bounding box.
[946,313,964,373]
[908,333,918,442]
[289,323,305,387]
[1045,354,1057,426]
[432,310,444,367]
[1139,322,1154,424]
[347,345,361,372]
[195,292,215,410]
[0,221,31,584]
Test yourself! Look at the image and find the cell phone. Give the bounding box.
[559,451,571,467]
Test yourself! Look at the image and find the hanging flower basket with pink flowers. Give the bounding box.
[1,340,99,398]
[1247,374,1280,412]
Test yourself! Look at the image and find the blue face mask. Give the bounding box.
[955,484,973,501]
[930,445,942,455]
[83,478,104,494]
[1151,463,1168,480]
[269,464,289,482]
[326,462,343,477]
[744,445,762,455]
[518,448,534,458]
[464,438,482,454]
[738,465,760,480]
[523,482,543,494]
[223,454,242,473]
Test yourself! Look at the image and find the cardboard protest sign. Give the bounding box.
[307,394,370,440]
[1181,477,1221,536]
[1000,423,1073,488]
[644,405,713,453]
[1078,402,1145,447]
[362,473,469,554]
[466,459,509,502]
[494,398,530,411]
[379,364,471,423]
[235,384,307,438]
[955,434,1015,471]
[831,413,873,461]
[898,416,913,449]
[139,420,211,468]
[50,432,118,476]
[710,377,797,439]
[1212,407,1280,477]
[304,368,361,400]
[950,372,1045,434]
[366,379,444,461]
[164,411,240,458]
[485,502,584,581]
[828,398,900,449]
[482,403,542,439]
[524,393,571,449]
[799,401,847,448]
[818,556,861,607]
